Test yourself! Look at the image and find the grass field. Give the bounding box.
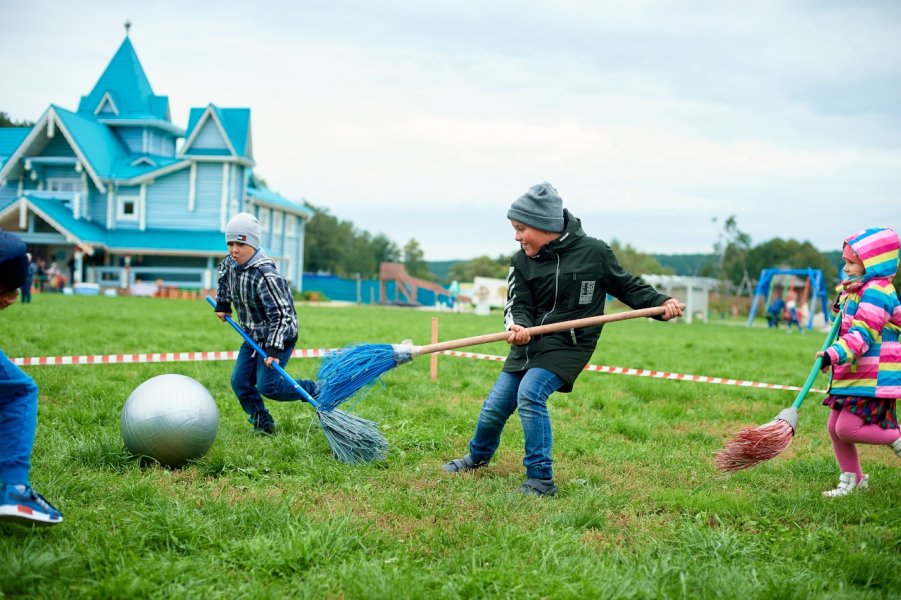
[1,295,899,599]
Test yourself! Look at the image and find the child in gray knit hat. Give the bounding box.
[0,230,64,525]
[212,213,318,434]
[443,183,683,496]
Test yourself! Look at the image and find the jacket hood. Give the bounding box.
[532,209,585,259]
[235,248,276,271]
[845,227,899,282]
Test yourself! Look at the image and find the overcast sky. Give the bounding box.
[2,0,899,260]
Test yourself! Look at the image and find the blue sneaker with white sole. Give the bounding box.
[0,484,63,526]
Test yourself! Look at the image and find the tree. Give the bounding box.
[403,239,434,281]
[703,216,752,284]
[0,112,33,128]
[302,202,400,278]
[608,240,672,276]
[745,238,836,283]
[449,254,511,282]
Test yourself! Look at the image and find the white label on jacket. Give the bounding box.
[579,281,595,304]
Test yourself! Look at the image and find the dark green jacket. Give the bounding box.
[503,210,670,392]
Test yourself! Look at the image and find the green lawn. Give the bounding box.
[1,295,899,599]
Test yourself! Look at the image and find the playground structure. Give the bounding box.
[379,263,469,306]
[747,268,830,329]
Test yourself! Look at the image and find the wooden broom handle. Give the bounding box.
[412,305,670,357]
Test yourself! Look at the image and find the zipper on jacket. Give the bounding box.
[525,253,561,366]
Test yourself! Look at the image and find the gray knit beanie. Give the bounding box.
[225,212,261,249]
[506,182,564,233]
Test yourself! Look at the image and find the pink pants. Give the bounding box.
[828,407,901,480]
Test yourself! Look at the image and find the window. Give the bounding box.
[47,178,82,193]
[257,209,270,230]
[117,195,139,221]
[273,211,283,234]
[285,215,297,236]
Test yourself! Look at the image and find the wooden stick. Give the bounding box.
[412,305,669,357]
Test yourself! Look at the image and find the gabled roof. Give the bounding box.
[0,195,226,256]
[246,185,314,219]
[0,128,30,168]
[181,105,254,162]
[77,37,171,122]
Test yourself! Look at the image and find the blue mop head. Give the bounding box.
[317,408,389,463]
[315,342,415,411]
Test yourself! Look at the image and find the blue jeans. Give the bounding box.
[468,368,563,480]
[0,350,39,486]
[230,340,317,417]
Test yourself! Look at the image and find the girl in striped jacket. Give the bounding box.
[817,227,901,497]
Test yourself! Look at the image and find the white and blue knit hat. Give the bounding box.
[225,213,261,249]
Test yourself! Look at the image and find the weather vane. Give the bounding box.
[125,20,131,36]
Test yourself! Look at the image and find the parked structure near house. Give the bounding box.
[0,30,313,291]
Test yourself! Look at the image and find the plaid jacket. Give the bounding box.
[215,249,298,352]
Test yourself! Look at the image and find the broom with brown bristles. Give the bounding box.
[714,307,844,472]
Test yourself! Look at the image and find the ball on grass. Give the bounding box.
[121,374,219,467]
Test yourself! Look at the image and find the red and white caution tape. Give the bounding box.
[12,348,329,367]
[12,347,824,394]
[438,350,827,394]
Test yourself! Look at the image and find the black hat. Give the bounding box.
[0,231,29,292]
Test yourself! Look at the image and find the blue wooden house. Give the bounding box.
[0,33,313,292]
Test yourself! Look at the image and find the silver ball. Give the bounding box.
[121,374,219,467]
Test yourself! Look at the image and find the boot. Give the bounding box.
[890,435,901,460]
[822,472,869,497]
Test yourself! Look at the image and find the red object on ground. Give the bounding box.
[714,420,795,472]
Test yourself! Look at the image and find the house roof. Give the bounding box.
[0,128,30,168]
[183,105,253,161]
[77,37,171,122]
[246,185,314,218]
[0,195,226,256]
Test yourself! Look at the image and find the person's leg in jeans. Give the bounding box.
[231,341,266,417]
[0,350,38,487]
[255,340,318,401]
[516,368,563,481]
[468,371,525,463]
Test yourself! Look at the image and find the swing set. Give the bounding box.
[746,268,829,330]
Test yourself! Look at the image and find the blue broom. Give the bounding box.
[206,296,387,464]
[316,305,671,410]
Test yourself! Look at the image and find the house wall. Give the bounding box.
[42,136,76,157]
[144,168,203,229]
[195,162,224,226]
[115,127,144,153]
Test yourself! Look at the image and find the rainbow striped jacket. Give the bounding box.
[825,227,901,398]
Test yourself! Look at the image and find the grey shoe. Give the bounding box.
[442,454,487,473]
[519,478,557,497]
[891,436,901,460]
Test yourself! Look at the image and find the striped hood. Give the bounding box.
[844,227,899,283]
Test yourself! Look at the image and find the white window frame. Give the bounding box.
[117,195,139,221]
[285,215,297,236]
[258,209,270,230]
[46,178,83,193]
[273,211,283,235]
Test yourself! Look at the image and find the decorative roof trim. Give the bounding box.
[93,92,120,116]
[181,105,238,157]
[97,118,185,136]
[0,107,106,194]
[0,197,96,255]
[130,156,158,167]
[120,159,191,185]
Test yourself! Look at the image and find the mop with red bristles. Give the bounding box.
[714,308,844,472]
[316,305,675,411]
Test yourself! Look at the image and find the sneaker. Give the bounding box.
[0,484,63,526]
[519,478,557,497]
[249,410,275,435]
[442,454,487,473]
[891,436,901,460]
[823,472,869,497]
